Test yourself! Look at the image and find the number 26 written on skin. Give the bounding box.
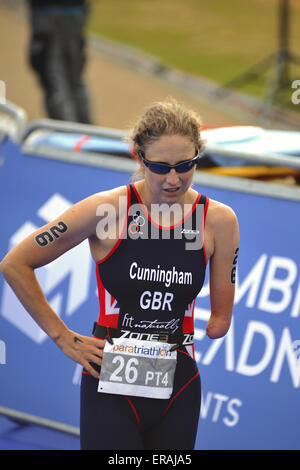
[35,221,68,247]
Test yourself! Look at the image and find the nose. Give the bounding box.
[166,168,180,184]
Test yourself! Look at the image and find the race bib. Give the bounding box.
[98,337,177,399]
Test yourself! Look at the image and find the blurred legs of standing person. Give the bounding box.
[28,3,92,124]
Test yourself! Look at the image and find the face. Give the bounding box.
[138,134,197,205]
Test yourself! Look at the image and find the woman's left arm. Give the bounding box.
[206,204,240,339]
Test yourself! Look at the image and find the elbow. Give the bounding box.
[0,258,9,276]
[0,256,34,283]
[0,259,11,280]
[0,256,18,280]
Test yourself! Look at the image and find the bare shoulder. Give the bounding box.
[205,199,239,258]
[76,185,128,214]
[97,185,128,203]
[206,198,238,229]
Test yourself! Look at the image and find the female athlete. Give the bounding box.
[0,98,239,450]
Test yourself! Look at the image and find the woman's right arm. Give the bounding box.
[0,192,108,378]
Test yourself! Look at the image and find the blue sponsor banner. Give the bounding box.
[193,184,300,450]
[0,137,299,449]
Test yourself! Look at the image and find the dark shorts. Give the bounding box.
[80,347,201,450]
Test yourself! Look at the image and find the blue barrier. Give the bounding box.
[0,135,299,450]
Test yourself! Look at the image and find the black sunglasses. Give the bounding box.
[138,149,200,175]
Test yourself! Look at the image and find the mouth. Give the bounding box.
[163,187,180,194]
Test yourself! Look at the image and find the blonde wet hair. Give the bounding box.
[126,98,205,180]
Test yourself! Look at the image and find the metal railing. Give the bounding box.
[21,118,300,169]
[0,405,79,437]
[19,118,300,202]
[22,118,128,142]
[0,101,27,142]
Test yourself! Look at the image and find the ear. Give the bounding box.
[130,144,139,160]
[137,156,145,175]
[131,145,142,165]
[130,146,145,177]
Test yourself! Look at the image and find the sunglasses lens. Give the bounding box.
[176,161,194,173]
[140,152,198,174]
[148,162,170,174]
